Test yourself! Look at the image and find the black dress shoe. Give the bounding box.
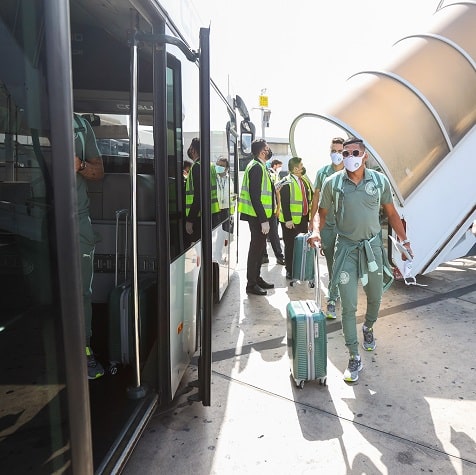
[246,284,267,296]
[257,278,274,289]
[276,257,285,266]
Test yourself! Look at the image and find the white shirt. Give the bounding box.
[217,174,234,209]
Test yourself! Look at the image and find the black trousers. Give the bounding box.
[263,215,283,259]
[184,217,201,248]
[246,217,268,287]
[281,217,309,275]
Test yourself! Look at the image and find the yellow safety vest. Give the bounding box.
[279,175,311,224]
[226,176,236,215]
[185,161,219,216]
[238,160,273,218]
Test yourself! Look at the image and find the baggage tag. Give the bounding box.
[306,301,320,339]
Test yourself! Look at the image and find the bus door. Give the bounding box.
[125,15,213,404]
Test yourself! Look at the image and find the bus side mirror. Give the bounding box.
[240,120,255,156]
[241,132,252,155]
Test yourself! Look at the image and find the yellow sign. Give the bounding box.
[259,95,268,107]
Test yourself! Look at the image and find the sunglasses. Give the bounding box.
[342,149,363,158]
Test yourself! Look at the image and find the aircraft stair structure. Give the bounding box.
[290,1,476,278]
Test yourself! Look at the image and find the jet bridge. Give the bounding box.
[290,1,476,277]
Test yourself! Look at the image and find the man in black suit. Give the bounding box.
[278,156,313,280]
[238,139,276,296]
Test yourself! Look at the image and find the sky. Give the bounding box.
[194,0,444,174]
[200,0,441,136]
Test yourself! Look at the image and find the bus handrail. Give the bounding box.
[134,32,198,62]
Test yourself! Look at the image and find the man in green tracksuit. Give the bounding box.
[74,114,104,380]
[309,137,345,319]
[309,137,413,382]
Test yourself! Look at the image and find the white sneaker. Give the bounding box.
[343,355,362,382]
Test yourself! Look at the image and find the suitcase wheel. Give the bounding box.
[308,281,315,288]
[319,377,327,386]
[298,380,305,389]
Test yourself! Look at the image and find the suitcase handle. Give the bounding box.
[311,239,322,312]
[115,209,129,286]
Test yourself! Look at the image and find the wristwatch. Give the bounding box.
[79,160,87,171]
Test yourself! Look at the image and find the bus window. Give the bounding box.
[1,0,256,471]
[166,58,186,260]
[0,7,70,472]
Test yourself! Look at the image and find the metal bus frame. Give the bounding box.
[0,0,254,472]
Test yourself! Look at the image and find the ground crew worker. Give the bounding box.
[215,156,235,231]
[73,114,104,380]
[214,156,235,261]
[238,139,276,296]
[262,159,285,266]
[309,137,413,383]
[185,137,220,245]
[183,158,193,182]
[309,137,345,319]
[278,156,313,280]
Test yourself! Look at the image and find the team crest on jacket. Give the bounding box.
[365,182,378,196]
[339,271,350,285]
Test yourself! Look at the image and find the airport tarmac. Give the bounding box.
[124,229,476,475]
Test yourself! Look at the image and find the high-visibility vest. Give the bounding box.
[279,175,311,224]
[269,168,280,184]
[210,164,219,214]
[229,179,236,215]
[238,160,273,218]
[185,161,219,216]
[302,173,313,191]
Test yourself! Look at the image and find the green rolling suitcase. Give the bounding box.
[286,300,327,388]
[291,232,315,286]
[108,276,157,367]
[107,209,157,369]
[287,245,327,388]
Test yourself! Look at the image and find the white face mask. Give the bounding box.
[343,154,364,172]
[275,167,282,174]
[330,152,343,165]
[215,165,226,174]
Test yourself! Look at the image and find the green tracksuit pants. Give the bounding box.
[320,223,339,303]
[79,214,95,347]
[333,235,384,356]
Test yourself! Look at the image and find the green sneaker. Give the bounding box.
[326,301,337,319]
[86,346,104,380]
[362,325,376,351]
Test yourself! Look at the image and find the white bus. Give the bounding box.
[0,0,254,472]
